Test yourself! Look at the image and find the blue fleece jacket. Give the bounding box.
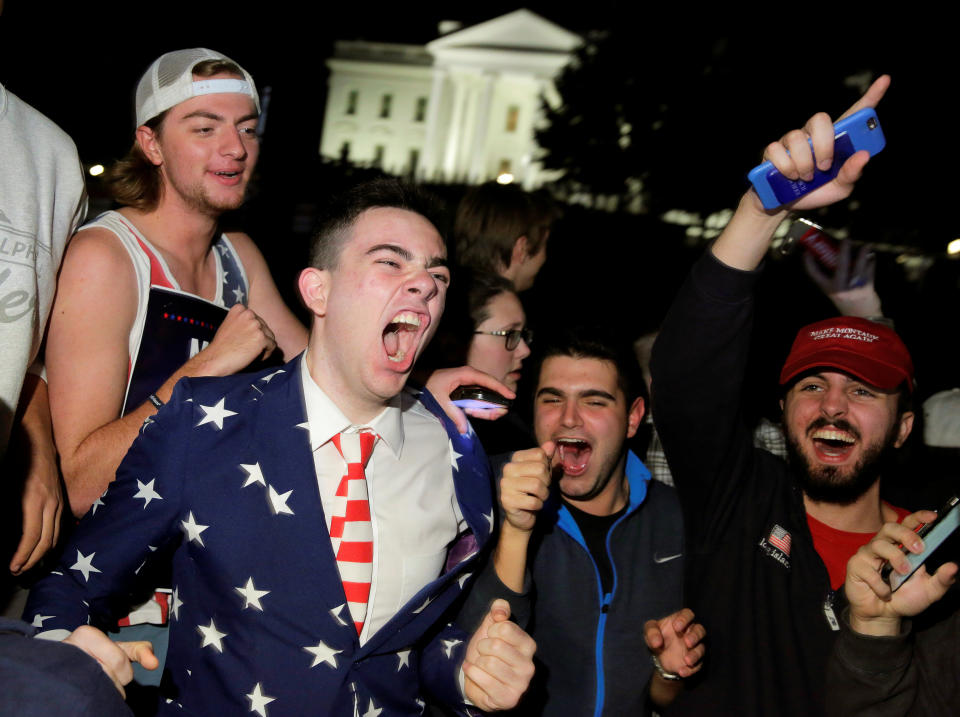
[515,452,685,716]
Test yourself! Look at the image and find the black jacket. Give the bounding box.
[651,252,841,716]
[826,607,960,716]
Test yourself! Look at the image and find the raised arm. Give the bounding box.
[493,443,554,592]
[651,76,890,532]
[711,75,890,271]
[47,229,290,517]
[803,238,885,320]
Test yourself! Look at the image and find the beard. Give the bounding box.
[785,417,900,505]
[179,182,245,216]
[164,170,247,217]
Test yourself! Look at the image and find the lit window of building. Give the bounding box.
[505,105,519,133]
[379,94,392,119]
[414,97,427,122]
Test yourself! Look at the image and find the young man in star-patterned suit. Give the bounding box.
[25,175,537,715]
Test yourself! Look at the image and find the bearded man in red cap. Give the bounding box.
[778,316,914,514]
[648,75,920,717]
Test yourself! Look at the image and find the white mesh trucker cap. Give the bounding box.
[135,48,259,127]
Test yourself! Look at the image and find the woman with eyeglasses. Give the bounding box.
[468,291,532,395]
[419,270,537,455]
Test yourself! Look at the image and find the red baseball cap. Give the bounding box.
[779,316,914,392]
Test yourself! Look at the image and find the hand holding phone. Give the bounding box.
[882,496,960,592]
[450,385,513,412]
[749,108,886,210]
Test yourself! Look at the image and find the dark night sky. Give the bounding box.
[1,1,600,165]
[3,3,958,398]
[1,3,955,254]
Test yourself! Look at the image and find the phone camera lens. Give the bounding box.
[867,117,878,130]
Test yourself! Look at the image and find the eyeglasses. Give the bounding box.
[473,328,533,351]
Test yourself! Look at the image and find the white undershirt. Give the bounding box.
[300,355,464,643]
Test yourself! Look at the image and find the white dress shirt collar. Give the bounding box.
[299,353,404,458]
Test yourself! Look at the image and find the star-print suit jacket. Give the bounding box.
[25,356,496,717]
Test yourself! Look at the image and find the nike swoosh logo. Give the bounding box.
[653,553,683,564]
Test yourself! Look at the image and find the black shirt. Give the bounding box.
[563,499,627,594]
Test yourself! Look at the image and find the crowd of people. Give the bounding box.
[2,35,958,717]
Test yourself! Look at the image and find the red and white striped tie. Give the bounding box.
[330,430,377,635]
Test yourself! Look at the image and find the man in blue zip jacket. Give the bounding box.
[492,331,705,716]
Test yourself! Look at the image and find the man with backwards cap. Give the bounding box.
[649,75,919,717]
[45,48,307,520]
[35,47,307,690]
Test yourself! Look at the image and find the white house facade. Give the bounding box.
[318,9,581,188]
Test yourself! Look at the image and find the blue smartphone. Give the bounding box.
[748,108,886,210]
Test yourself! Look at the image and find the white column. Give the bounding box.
[421,67,447,179]
[519,75,545,187]
[319,70,344,158]
[455,80,481,180]
[468,72,496,183]
[442,77,468,179]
